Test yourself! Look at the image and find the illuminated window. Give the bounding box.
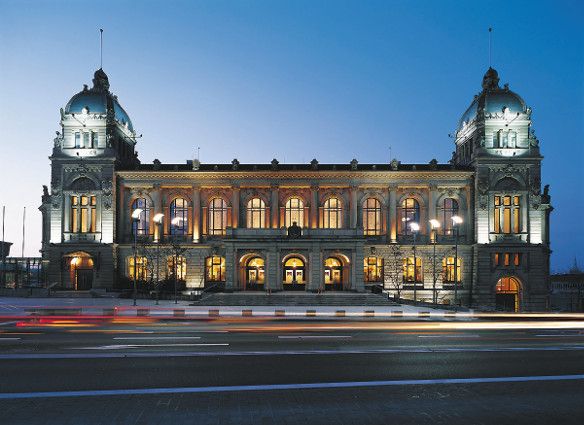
[403,257,422,283]
[442,257,461,283]
[494,195,521,234]
[170,198,189,236]
[285,197,304,228]
[247,257,265,284]
[364,256,383,282]
[493,253,500,267]
[75,132,82,148]
[514,253,521,266]
[205,256,225,282]
[246,197,266,229]
[167,256,187,280]
[131,198,150,236]
[321,197,343,229]
[70,195,96,233]
[208,197,228,236]
[324,257,343,285]
[363,198,382,236]
[442,198,459,235]
[399,198,420,235]
[128,256,148,281]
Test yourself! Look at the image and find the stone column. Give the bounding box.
[353,245,365,292]
[192,185,201,242]
[350,185,358,229]
[428,184,437,243]
[232,186,240,229]
[119,183,126,243]
[388,185,397,243]
[271,185,279,229]
[225,247,236,291]
[310,185,319,228]
[153,184,162,242]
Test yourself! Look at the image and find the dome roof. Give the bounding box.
[64,69,133,132]
[458,67,527,129]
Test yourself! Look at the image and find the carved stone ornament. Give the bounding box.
[271,158,279,171]
[479,195,488,210]
[153,159,161,171]
[310,158,319,170]
[231,158,240,170]
[350,159,358,170]
[429,159,438,170]
[101,179,113,196]
[390,159,399,171]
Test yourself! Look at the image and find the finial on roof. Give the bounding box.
[92,68,110,92]
[482,67,500,91]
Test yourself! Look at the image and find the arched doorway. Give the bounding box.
[324,257,343,291]
[246,257,265,291]
[65,252,94,290]
[496,277,522,312]
[283,256,306,291]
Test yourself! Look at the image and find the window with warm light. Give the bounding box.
[321,197,343,229]
[246,198,266,229]
[494,195,521,234]
[128,256,148,281]
[363,198,382,236]
[442,198,459,235]
[167,256,187,280]
[170,198,189,236]
[442,256,461,283]
[403,257,422,283]
[131,198,150,236]
[399,198,420,235]
[70,195,96,233]
[205,256,225,282]
[285,197,304,228]
[364,256,383,282]
[208,197,228,236]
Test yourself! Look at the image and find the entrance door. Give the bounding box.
[246,257,265,291]
[66,252,94,290]
[324,257,343,291]
[495,277,521,312]
[283,257,306,291]
[76,269,93,290]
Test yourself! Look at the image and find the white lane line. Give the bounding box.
[0,321,17,326]
[113,337,202,340]
[535,334,583,337]
[417,335,480,338]
[78,343,228,350]
[0,338,21,341]
[3,344,584,359]
[2,374,584,399]
[278,335,352,339]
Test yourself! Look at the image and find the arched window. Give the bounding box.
[128,256,148,281]
[442,257,461,283]
[442,198,459,235]
[399,198,420,235]
[363,197,382,236]
[321,197,343,229]
[246,198,266,229]
[364,256,383,282]
[205,256,225,282]
[167,256,187,280]
[170,198,189,236]
[285,197,304,228]
[403,257,422,283]
[70,195,97,234]
[208,197,228,236]
[131,198,151,236]
[494,195,521,234]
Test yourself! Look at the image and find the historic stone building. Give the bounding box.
[40,66,552,311]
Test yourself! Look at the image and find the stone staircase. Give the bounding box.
[192,292,398,307]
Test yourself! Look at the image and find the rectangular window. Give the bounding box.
[494,196,501,233]
[513,196,521,233]
[91,132,98,148]
[493,253,500,267]
[403,257,422,283]
[75,132,81,148]
[514,253,521,266]
[442,257,461,283]
[504,253,510,266]
[81,208,88,233]
[83,132,89,148]
[509,132,517,148]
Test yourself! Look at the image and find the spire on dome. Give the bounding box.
[482,67,500,91]
[92,68,110,92]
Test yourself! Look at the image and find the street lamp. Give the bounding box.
[153,213,164,305]
[429,219,441,305]
[131,208,143,307]
[451,215,463,307]
[410,221,420,304]
[171,216,182,304]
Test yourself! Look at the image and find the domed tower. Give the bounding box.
[40,69,139,290]
[454,68,552,311]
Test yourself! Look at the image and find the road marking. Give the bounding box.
[78,343,228,350]
[2,374,584,399]
[278,335,352,339]
[0,321,17,326]
[113,336,202,340]
[0,338,21,341]
[417,335,480,338]
[535,334,583,337]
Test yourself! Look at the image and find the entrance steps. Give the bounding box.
[193,292,398,307]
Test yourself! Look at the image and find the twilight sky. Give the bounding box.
[0,0,582,271]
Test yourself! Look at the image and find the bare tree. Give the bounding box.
[385,244,404,299]
[424,251,442,305]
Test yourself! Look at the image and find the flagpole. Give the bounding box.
[22,207,26,258]
[1,206,5,287]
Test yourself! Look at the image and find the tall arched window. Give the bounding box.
[70,195,97,234]
[321,197,343,229]
[494,195,521,234]
[131,198,150,236]
[442,198,459,235]
[208,197,228,236]
[363,197,382,236]
[399,198,420,235]
[285,197,304,228]
[170,198,189,236]
[246,198,266,229]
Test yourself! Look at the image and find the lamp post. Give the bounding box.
[131,208,143,307]
[410,222,420,305]
[429,219,441,305]
[153,213,164,305]
[171,217,182,304]
[451,215,463,307]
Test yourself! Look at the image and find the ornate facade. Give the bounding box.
[40,67,552,311]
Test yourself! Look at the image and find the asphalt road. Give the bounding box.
[1,318,584,424]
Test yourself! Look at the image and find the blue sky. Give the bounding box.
[0,0,582,271]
